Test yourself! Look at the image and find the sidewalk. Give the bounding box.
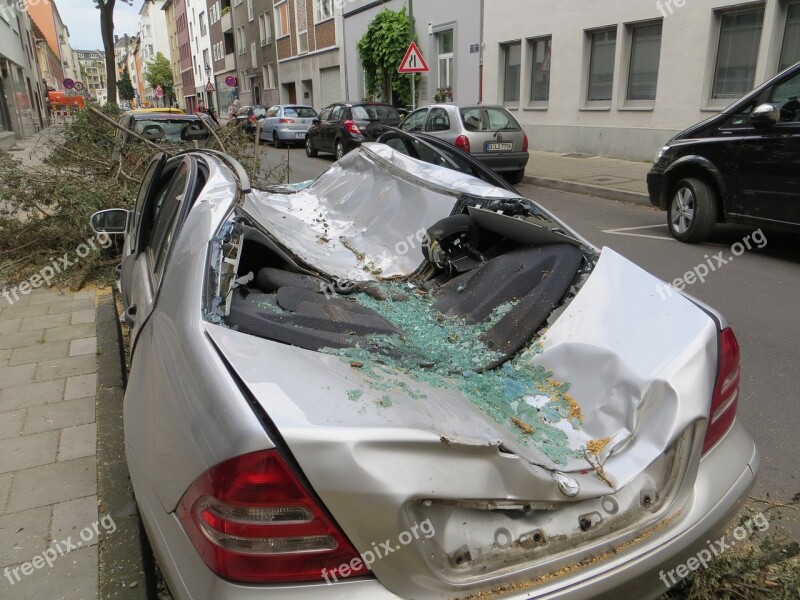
[5,126,64,169]
[0,287,100,599]
[523,150,652,205]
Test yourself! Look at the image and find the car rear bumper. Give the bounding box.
[133,421,757,600]
[474,151,530,173]
[260,128,310,143]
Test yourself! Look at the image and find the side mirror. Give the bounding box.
[748,103,780,127]
[90,209,129,235]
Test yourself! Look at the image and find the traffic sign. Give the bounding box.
[73,82,84,92]
[205,80,216,93]
[155,85,164,98]
[63,78,75,90]
[225,75,238,88]
[398,42,429,73]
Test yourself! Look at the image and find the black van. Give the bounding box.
[647,62,800,243]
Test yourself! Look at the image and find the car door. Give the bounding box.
[123,156,198,348]
[262,106,278,138]
[311,107,331,148]
[400,108,428,133]
[424,107,455,143]
[728,69,800,227]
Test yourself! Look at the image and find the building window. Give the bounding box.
[236,27,246,55]
[268,63,276,89]
[259,12,272,46]
[528,36,551,104]
[315,0,334,22]
[587,28,617,102]
[199,11,207,36]
[438,29,454,90]
[502,42,521,104]
[712,8,764,100]
[240,70,250,92]
[275,1,290,38]
[780,3,800,72]
[251,42,257,69]
[203,49,210,73]
[295,0,309,54]
[247,0,254,22]
[627,22,662,101]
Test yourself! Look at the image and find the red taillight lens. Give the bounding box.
[279,118,295,124]
[522,134,529,152]
[702,328,740,454]
[344,120,362,135]
[455,135,470,153]
[177,450,368,583]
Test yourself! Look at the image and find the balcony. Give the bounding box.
[221,10,232,33]
[224,53,235,72]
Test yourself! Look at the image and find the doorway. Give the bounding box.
[284,82,297,104]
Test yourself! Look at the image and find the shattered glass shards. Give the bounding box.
[323,283,585,466]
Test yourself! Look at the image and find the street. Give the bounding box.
[275,145,800,503]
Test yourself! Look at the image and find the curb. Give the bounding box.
[96,289,153,599]
[522,175,651,207]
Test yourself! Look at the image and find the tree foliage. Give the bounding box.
[144,52,174,104]
[356,7,418,107]
[117,69,135,102]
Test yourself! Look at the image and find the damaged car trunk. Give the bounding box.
[200,144,721,598]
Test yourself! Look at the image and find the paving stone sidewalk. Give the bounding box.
[524,150,652,205]
[0,286,99,599]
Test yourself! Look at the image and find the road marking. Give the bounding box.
[602,224,675,241]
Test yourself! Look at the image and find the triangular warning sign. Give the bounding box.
[398,42,429,73]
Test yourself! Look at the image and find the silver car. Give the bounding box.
[400,104,530,183]
[90,139,756,600]
[260,104,319,147]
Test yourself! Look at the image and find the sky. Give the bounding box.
[56,0,142,50]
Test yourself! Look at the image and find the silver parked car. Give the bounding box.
[400,104,530,183]
[259,104,319,147]
[90,136,756,600]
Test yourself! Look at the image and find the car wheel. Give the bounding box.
[305,136,318,157]
[667,178,718,243]
[506,168,526,185]
[273,131,285,149]
[336,140,346,161]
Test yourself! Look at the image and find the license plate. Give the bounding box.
[296,132,305,138]
[486,142,513,152]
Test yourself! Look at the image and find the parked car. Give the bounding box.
[305,102,402,159]
[229,105,268,135]
[114,111,210,153]
[400,104,529,183]
[259,104,318,147]
[90,135,756,600]
[648,61,800,242]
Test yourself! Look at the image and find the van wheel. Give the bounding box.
[668,178,718,243]
[305,137,318,157]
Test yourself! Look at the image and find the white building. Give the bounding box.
[138,0,172,105]
[484,0,800,160]
[186,0,214,109]
[342,0,482,107]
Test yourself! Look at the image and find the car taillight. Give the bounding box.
[279,118,295,124]
[702,328,740,454]
[522,134,529,152]
[344,120,362,135]
[455,135,470,153]
[177,450,368,583]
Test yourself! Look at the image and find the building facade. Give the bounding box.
[76,50,107,103]
[186,0,215,110]
[1,0,45,147]
[228,0,280,107]
[161,2,183,105]
[138,0,171,106]
[342,0,482,107]
[175,0,197,110]
[484,0,800,160]
[208,0,237,114]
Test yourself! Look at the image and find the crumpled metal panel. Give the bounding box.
[242,144,522,281]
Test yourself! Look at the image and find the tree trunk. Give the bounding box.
[99,1,117,105]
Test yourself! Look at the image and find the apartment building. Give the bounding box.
[228,0,280,107]
[484,0,800,160]
[76,50,107,102]
[186,0,215,110]
[138,0,171,105]
[342,0,482,106]
[175,0,197,110]
[273,0,344,109]
[207,0,235,114]
[1,0,45,147]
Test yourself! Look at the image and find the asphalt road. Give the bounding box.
[267,145,800,503]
